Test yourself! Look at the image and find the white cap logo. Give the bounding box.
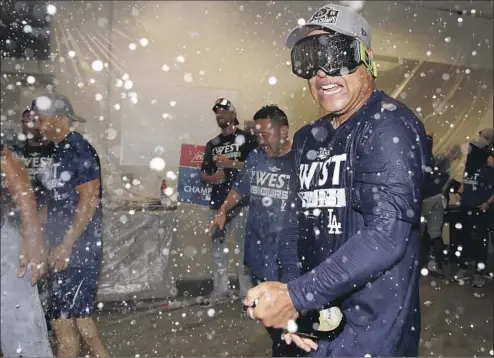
[309,7,339,25]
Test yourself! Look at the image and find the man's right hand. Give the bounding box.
[211,171,226,184]
[209,210,227,231]
[18,240,48,285]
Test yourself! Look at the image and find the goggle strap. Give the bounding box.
[358,41,378,78]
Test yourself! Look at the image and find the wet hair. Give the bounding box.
[253,105,289,128]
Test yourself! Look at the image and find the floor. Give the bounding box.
[95,265,494,357]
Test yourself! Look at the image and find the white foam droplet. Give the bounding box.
[92,60,104,72]
[421,268,429,276]
[124,80,133,90]
[164,187,174,196]
[183,73,193,83]
[105,128,117,140]
[166,171,177,180]
[35,96,52,111]
[176,55,185,63]
[162,64,170,72]
[149,157,166,172]
[60,171,71,181]
[287,319,298,333]
[207,308,215,317]
[268,76,277,85]
[46,4,57,15]
[139,38,148,47]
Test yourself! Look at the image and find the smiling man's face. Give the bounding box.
[307,29,373,116]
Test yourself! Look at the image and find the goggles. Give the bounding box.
[290,32,377,79]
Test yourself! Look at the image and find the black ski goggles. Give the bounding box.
[290,33,377,79]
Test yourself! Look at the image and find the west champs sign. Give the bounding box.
[177,144,212,206]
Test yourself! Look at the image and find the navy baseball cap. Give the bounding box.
[31,93,87,123]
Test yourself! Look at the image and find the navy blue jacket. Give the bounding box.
[279,91,427,357]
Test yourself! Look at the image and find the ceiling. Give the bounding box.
[404,1,493,19]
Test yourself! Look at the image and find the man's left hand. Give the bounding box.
[215,154,234,169]
[49,241,73,272]
[243,281,297,329]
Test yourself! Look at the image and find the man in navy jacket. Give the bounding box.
[244,4,427,357]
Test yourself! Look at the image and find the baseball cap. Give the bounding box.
[31,93,87,123]
[212,98,239,125]
[286,4,372,49]
[471,128,493,149]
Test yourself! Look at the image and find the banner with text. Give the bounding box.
[177,144,212,206]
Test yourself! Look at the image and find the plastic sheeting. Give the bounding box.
[96,204,178,302]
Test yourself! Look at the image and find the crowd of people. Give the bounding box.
[1,3,493,357]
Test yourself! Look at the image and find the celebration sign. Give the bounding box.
[177,144,212,206]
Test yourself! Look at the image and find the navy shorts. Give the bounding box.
[47,266,99,320]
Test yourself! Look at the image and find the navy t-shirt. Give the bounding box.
[12,142,55,207]
[280,91,427,357]
[40,132,103,268]
[462,145,494,208]
[233,148,295,281]
[201,128,258,209]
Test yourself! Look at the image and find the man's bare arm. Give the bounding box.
[1,147,47,284]
[63,179,101,246]
[1,148,43,244]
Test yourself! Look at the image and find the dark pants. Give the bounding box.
[251,274,304,357]
[458,206,490,274]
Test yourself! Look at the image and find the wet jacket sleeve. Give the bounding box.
[279,153,301,283]
[287,118,426,312]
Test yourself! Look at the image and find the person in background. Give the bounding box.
[13,108,55,217]
[454,128,494,288]
[200,98,258,307]
[421,130,461,278]
[1,144,53,357]
[244,4,427,356]
[32,93,109,357]
[209,105,301,357]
